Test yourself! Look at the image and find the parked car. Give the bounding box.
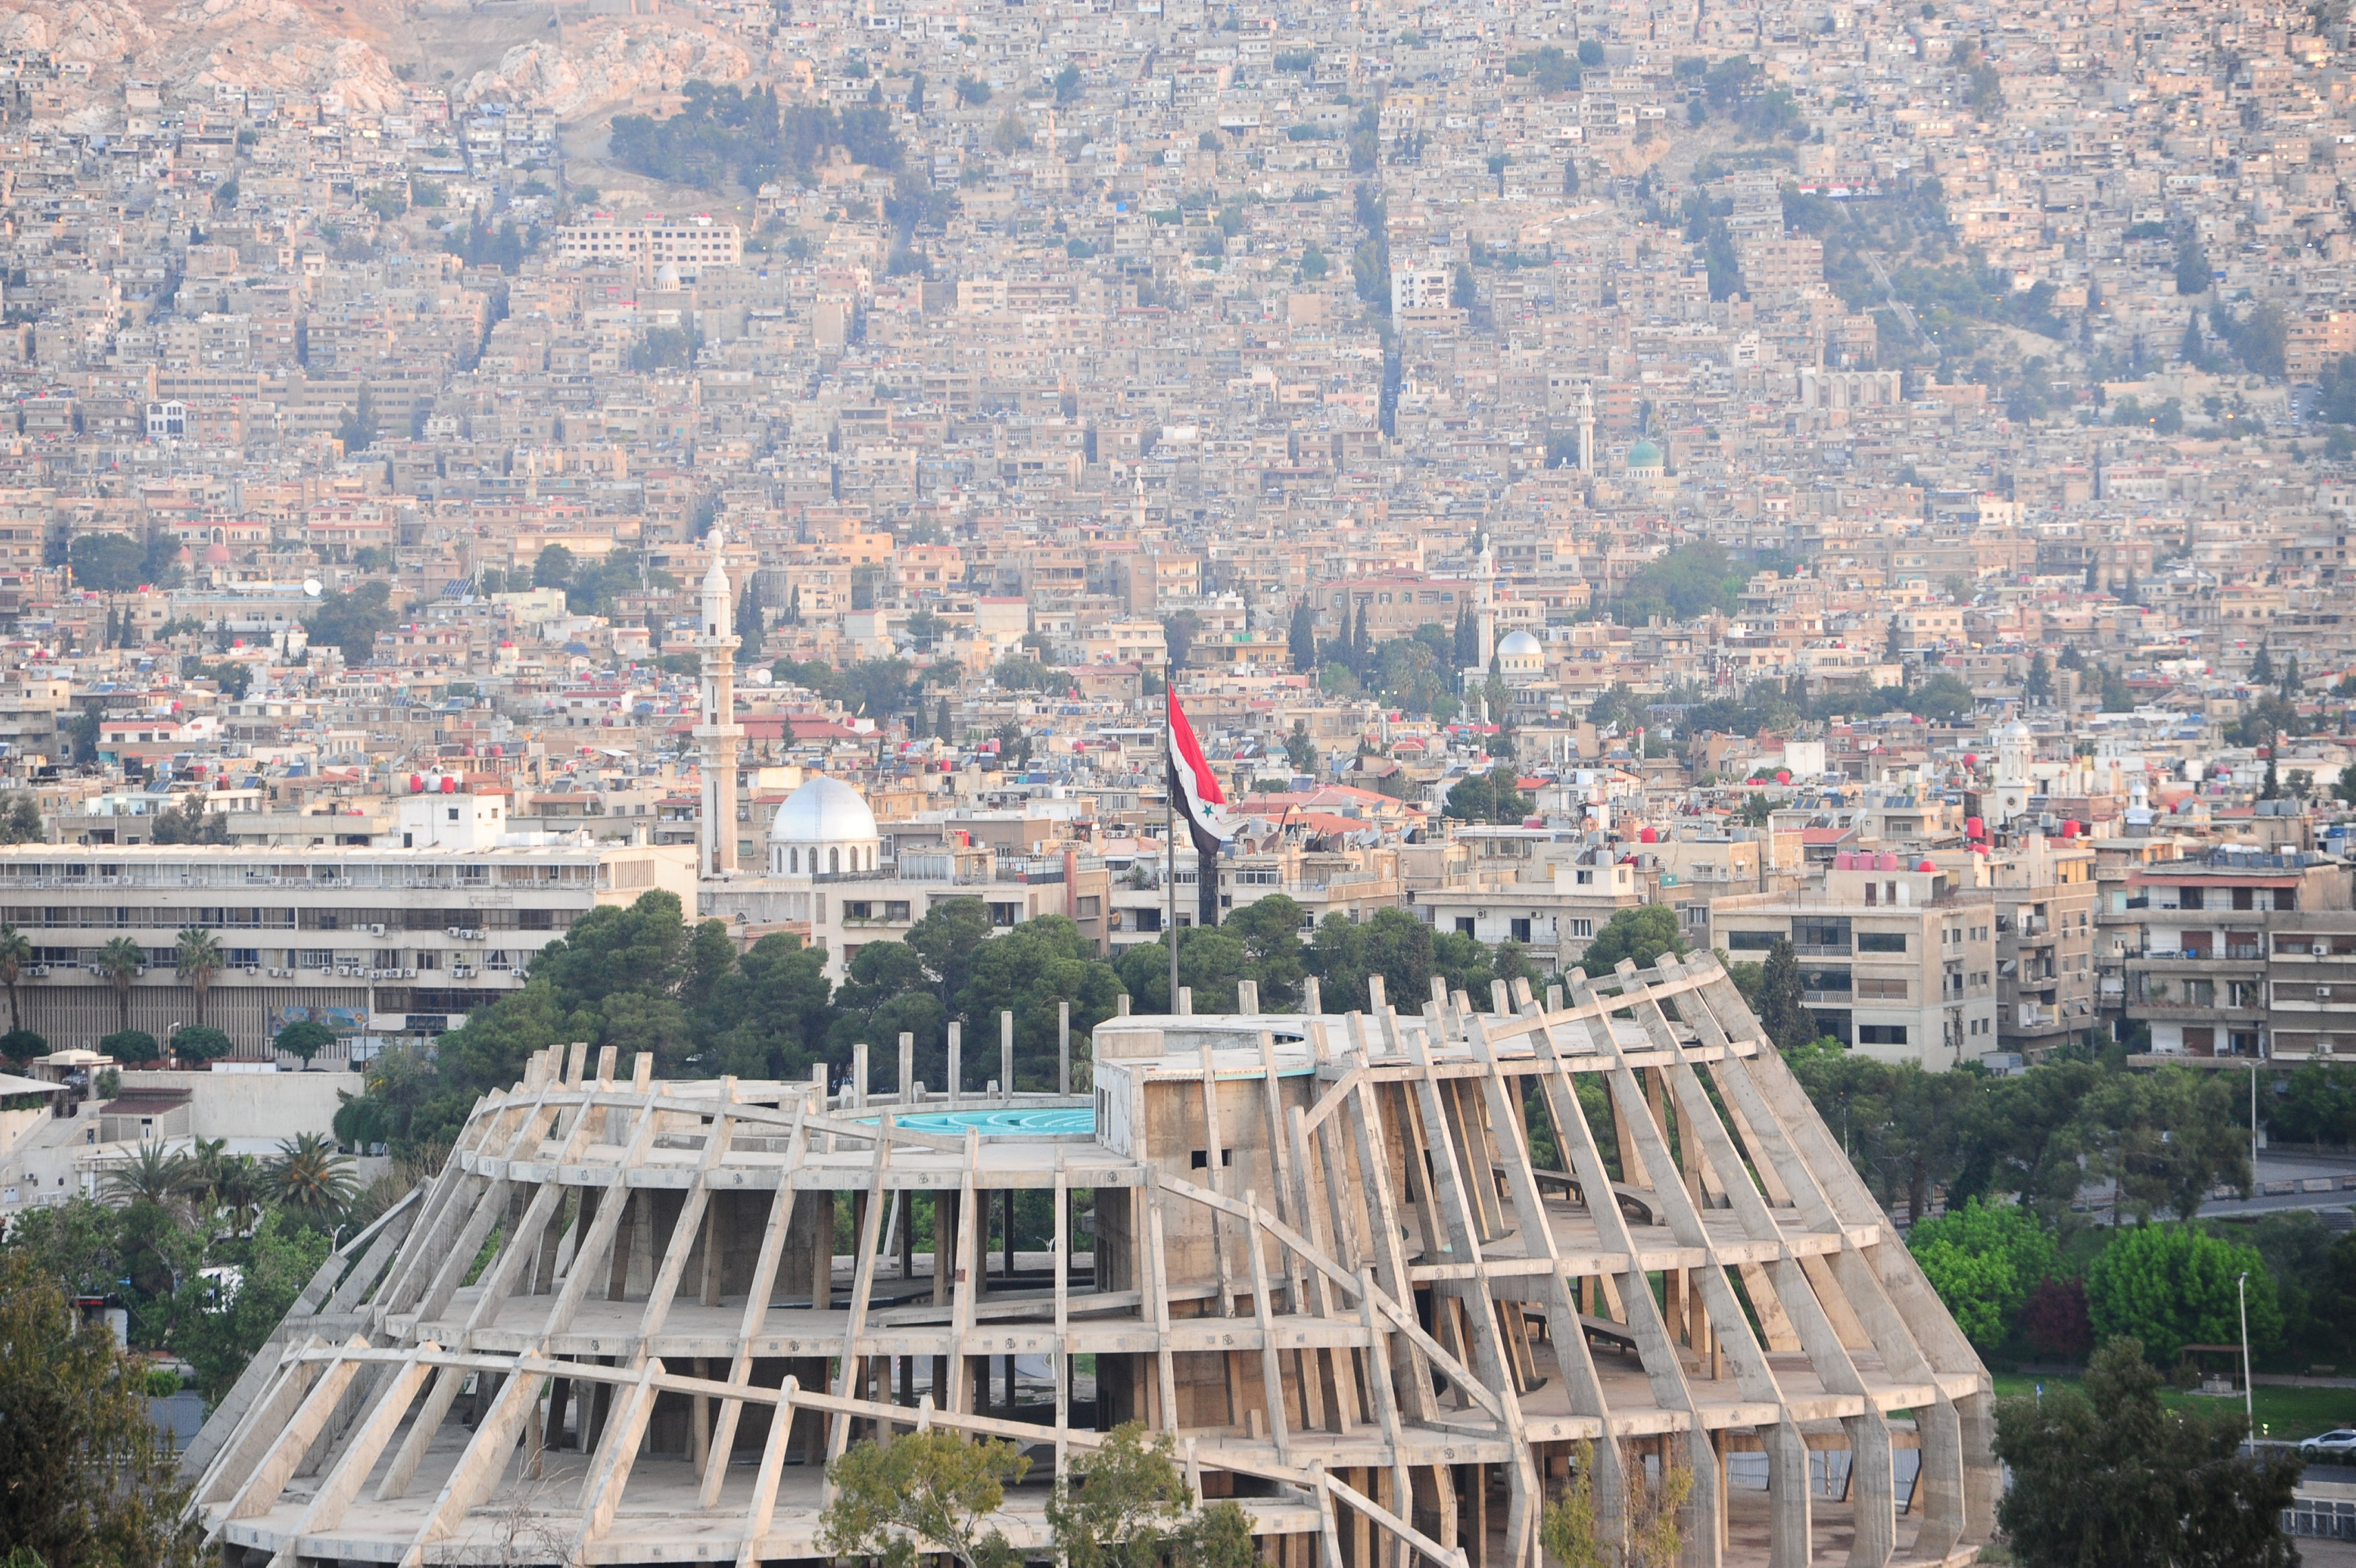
[2299,1430,2356,1460]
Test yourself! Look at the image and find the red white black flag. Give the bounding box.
[1167,686,1233,858]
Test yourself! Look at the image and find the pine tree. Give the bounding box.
[2250,643,2275,686]
[2179,311,2205,368]
[2281,655,2302,697]
[785,583,802,625]
[1756,939,1813,1052]
[936,696,952,741]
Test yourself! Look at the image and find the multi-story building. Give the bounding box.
[1709,853,2001,1070]
[0,794,694,1064]
[1408,828,1649,971]
[1990,836,2100,1059]
[2125,848,2356,1061]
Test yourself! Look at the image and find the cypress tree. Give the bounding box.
[1756,938,1814,1053]
[1288,599,1317,673]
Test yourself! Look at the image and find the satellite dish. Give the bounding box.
[751,668,774,686]
[302,579,323,598]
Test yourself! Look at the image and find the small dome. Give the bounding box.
[1627,438,1663,468]
[656,262,683,290]
[1498,629,1544,658]
[771,775,878,843]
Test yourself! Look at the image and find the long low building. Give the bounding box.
[0,793,694,1064]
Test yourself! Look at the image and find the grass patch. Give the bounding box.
[1991,1372,2356,1443]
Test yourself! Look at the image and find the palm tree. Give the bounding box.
[101,1141,192,1208]
[96,937,145,1034]
[270,1132,358,1221]
[0,922,30,1033]
[175,927,223,1030]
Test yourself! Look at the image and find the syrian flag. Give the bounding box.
[1167,686,1234,858]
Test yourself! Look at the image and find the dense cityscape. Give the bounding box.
[4,0,2356,1561]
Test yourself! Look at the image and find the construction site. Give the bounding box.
[184,952,1997,1568]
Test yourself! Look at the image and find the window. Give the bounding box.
[1857,977,1909,999]
[2179,888,2205,911]
[1511,917,1532,943]
[887,900,911,921]
[1455,917,1476,935]
[2277,888,2296,911]
[296,948,333,969]
[988,902,1018,927]
[228,948,258,967]
[789,848,800,871]
[829,848,840,874]
[2232,888,2254,912]
[1568,918,1593,939]
[1857,932,1907,954]
[1857,1024,1910,1046]
[1727,931,1778,951]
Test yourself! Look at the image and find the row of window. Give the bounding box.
[0,863,600,888]
[786,846,876,874]
[1727,928,1909,954]
[0,905,574,933]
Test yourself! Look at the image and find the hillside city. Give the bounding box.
[13,0,2356,1559]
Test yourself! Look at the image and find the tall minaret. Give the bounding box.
[695,526,744,878]
[1476,530,1496,669]
[1578,384,1595,474]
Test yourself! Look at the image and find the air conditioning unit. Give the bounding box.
[464,929,483,942]
[244,966,258,976]
[445,925,460,937]
[368,923,386,937]
[2318,943,2332,958]
[403,968,417,979]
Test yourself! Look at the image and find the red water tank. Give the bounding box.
[440,776,457,794]
[1638,826,1659,843]
[409,774,423,792]
[1966,816,1986,838]
[1917,859,1937,873]
[2061,819,2081,839]
[1775,770,1791,785]
[1964,754,1978,769]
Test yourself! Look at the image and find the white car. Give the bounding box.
[2300,1430,2356,1460]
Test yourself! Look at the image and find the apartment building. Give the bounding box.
[0,807,694,1063]
[2125,848,2356,1060]
[1408,828,1649,971]
[1709,853,2001,1071]
[1990,835,2100,1059]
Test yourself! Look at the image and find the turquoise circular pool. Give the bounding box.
[861,1106,1095,1137]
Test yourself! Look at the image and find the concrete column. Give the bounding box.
[1765,1421,1810,1568]
[899,1033,914,1102]
[1001,1009,1014,1100]
[948,1021,962,1106]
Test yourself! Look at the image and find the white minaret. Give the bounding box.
[1578,384,1595,474]
[1993,719,2034,826]
[696,526,744,878]
[1476,531,1496,669]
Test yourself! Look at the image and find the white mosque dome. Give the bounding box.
[1498,630,1544,659]
[769,775,882,877]
[773,775,878,842]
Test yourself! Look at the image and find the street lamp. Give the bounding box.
[2239,1271,2255,1445]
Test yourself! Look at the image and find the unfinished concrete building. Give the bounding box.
[186,952,1996,1568]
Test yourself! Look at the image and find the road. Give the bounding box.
[1863,248,1937,361]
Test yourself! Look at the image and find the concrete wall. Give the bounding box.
[118,1068,363,1142]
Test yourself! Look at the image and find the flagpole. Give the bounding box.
[1165,687,1179,1011]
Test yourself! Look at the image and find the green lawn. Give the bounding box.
[1990,1373,2356,1444]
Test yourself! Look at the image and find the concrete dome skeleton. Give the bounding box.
[186,954,1995,1568]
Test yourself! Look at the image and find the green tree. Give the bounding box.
[302,580,395,663]
[168,1025,233,1065]
[907,898,997,1010]
[269,1131,357,1223]
[0,1027,42,1067]
[533,543,577,589]
[150,793,229,845]
[0,923,29,1034]
[275,1019,335,1067]
[1115,927,1245,1017]
[98,1028,156,1066]
[1539,1438,1690,1568]
[956,917,1124,1089]
[0,1250,206,1567]
[1906,1197,2055,1350]
[1306,908,1433,1013]
[2086,1223,2280,1364]
[1573,906,1688,976]
[2076,1063,2250,1220]
[1222,894,1309,1009]
[821,1428,1028,1568]
[0,794,41,843]
[335,386,378,452]
[166,1210,330,1402]
[2174,234,2211,296]
[67,534,144,592]
[174,926,223,1030]
[1993,1338,2299,1568]
[1048,1423,1257,1568]
[94,937,144,1034]
[1444,763,1533,824]
[1752,938,1813,1051]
